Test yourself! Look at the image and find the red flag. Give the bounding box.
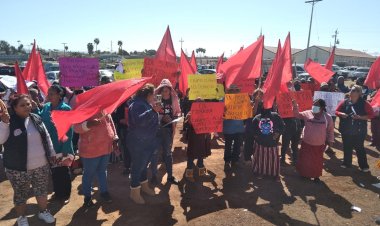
[155,26,177,63]
[325,46,335,71]
[280,33,292,92]
[15,61,29,94]
[263,39,283,109]
[304,58,335,84]
[370,90,380,108]
[190,51,197,71]
[52,78,149,140]
[179,50,195,94]
[220,36,264,89]
[364,57,380,89]
[23,40,50,96]
[216,53,224,73]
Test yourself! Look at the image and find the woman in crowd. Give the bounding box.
[337,76,350,93]
[38,85,74,204]
[151,79,181,185]
[127,84,160,204]
[292,99,334,182]
[183,99,212,182]
[250,108,284,179]
[223,85,245,167]
[74,109,119,207]
[0,96,56,226]
[336,85,374,172]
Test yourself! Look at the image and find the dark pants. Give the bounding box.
[122,129,131,170]
[151,128,174,178]
[342,134,369,169]
[51,166,72,199]
[243,132,255,161]
[187,158,204,169]
[224,133,242,163]
[281,129,302,163]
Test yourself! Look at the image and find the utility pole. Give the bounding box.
[305,0,322,62]
[111,40,113,53]
[179,38,184,50]
[62,43,67,56]
[332,29,339,47]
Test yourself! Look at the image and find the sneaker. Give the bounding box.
[100,192,112,203]
[83,196,95,208]
[361,168,370,173]
[38,209,55,224]
[167,177,179,185]
[17,216,29,226]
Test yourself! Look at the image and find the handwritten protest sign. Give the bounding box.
[188,74,217,100]
[234,78,256,94]
[224,93,253,120]
[313,91,345,116]
[277,90,313,118]
[59,58,99,87]
[190,102,224,134]
[216,84,225,99]
[142,58,178,86]
[115,59,144,80]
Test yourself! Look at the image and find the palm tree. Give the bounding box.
[87,43,94,55]
[94,38,100,51]
[117,40,123,55]
[64,45,68,52]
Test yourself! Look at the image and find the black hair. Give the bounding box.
[136,83,155,99]
[9,94,31,112]
[313,99,327,112]
[49,85,65,99]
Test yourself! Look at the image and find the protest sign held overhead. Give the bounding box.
[190,102,224,134]
[216,84,225,99]
[277,90,313,118]
[59,57,99,87]
[313,91,345,116]
[224,93,253,120]
[188,74,217,100]
[142,58,178,86]
[114,59,144,80]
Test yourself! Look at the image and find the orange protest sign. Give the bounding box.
[224,93,253,120]
[142,58,178,86]
[277,90,313,118]
[190,102,224,134]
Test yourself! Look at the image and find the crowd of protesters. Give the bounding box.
[0,72,379,226]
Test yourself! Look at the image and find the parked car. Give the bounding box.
[349,67,370,81]
[99,69,114,81]
[296,72,311,81]
[45,71,60,84]
[198,69,216,74]
[337,66,357,79]
[292,64,305,77]
[0,66,15,76]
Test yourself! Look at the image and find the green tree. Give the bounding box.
[196,48,206,57]
[17,44,25,53]
[117,40,123,55]
[0,40,11,54]
[64,45,68,51]
[87,43,94,55]
[94,38,100,51]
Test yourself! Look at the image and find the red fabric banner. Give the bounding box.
[304,58,335,84]
[325,46,335,70]
[142,58,178,87]
[276,90,313,118]
[179,50,196,94]
[15,61,29,94]
[190,102,224,134]
[280,33,292,92]
[364,57,380,89]
[216,53,224,73]
[190,50,197,72]
[155,26,177,63]
[370,90,380,108]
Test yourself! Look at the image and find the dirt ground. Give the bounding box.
[1,119,380,226]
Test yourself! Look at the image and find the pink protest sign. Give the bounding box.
[59,57,99,87]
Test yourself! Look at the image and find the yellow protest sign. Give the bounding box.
[115,59,144,80]
[216,83,225,99]
[188,74,217,100]
[224,93,253,120]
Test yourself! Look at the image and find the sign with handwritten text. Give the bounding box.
[224,93,253,120]
[142,58,178,86]
[313,91,345,116]
[277,90,313,118]
[190,102,224,134]
[188,74,217,100]
[59,57,99,87]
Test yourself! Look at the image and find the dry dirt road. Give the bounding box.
[1,120,380,226]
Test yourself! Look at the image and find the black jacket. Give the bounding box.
[3,113,52,171]
[337,98,368,136]
[251,112,285,147]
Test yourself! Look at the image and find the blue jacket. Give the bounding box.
[38,102,74,155]
[223,119,245,134]
[128,97,159,141]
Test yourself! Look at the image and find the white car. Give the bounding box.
[45,71,60,84]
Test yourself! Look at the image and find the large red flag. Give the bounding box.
[23,40,50,96]
[190,51,197,71]
[179,50,195,94]
[304,58,335,84]
[155,26,177,63]
[280,33,292,92]
[15,61,29,94]
[364,57,380,89]
[325,46,336,70]
[216,53,224,73]
[370,90,380,108]
[263,40,283,109]
[220,36,264,89]
[52,78,149,140]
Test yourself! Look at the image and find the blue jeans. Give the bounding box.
[81,154,110,198]
[128,133,157,188]
[151,128,174,178]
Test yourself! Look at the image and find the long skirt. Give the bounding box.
[296,141,326,178]
[251,143,280,177]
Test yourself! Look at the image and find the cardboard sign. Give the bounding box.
[234,78,256,94]
[142,58,178,86]
[188,74,217,100]
[277,90,313,118]
[115,59,144,80]
[190,102,224,134]
[59,57,99,87]
[313,91,345,116]
[216,83,225,99]
[224,93,253,120]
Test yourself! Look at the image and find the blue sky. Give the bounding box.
[2,0,379,57]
